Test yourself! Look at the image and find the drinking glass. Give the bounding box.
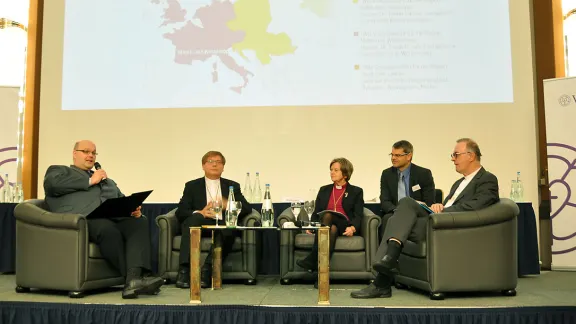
[290,201,302,221]
[304,200,315,223]
[211,198,223,226]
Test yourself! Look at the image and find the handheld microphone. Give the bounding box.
[94,162,107,184]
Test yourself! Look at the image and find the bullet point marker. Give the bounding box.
[354,65,360,70]
[354,32,359,36]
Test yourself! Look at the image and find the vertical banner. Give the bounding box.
[0,86,19,191]
[544,76,576,270]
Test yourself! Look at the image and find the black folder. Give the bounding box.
[86,190,153,219]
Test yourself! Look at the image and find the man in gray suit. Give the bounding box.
[351,138,500,299]
[43,140,163,299]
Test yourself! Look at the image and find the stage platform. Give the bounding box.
[0,271,575,323]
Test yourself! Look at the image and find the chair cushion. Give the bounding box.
[89,243,104,258]
[402,240,426,258]
[294,234,365,252]
[173,236,242,252]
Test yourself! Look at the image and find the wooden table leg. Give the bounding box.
[317,226,330,305]
[212,230,222,290]
[189,227,201,304]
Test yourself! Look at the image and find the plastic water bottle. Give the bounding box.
[253,172,262,203]
[261,184,274,227]
[516,172,524,202]
[243,172,252,203]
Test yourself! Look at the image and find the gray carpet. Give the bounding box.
[1,271,575,307]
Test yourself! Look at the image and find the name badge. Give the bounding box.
[412,184,421,192]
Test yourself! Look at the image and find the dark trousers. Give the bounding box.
[374,198,429,263]
[306,212,353,262]
[87,216,152,277]
[378,212,394,241]
[178,213,236,269]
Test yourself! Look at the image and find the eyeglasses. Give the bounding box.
[389,153,409,158]
[206,159,223,165]
[451,152,470,159]
[75,149,98,156]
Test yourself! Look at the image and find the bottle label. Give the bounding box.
[263,200,272,209]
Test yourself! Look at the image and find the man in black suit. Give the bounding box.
[379,140,435,237]
[44,140,164,299]
[351,138,500,299]
[175,151,251,289]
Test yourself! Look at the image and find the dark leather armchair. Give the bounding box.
[156,208,261,284]
[13,199,124,298]
[394,198,519,300]
[278,207,381,284]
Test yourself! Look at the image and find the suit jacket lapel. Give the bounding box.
[198,177,208,207]
[390,170,399,203]
[443,178,464,205]
[70,165,90,178]
[452,168,486,205]
[220,178,230,199]
[342,184,352,210]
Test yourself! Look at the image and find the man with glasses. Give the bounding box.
[43,140,164,299]
[174,151,251,289]
[351,138,499,299]
[379,140,435,238]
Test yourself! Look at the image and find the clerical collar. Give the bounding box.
[334,183,347,190]
[205,176,220,183]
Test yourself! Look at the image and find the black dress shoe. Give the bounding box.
[350,284,392,299]
[296,258,316,273]
[372,255,399,276]
[176,268,190,289]
[122,276,164,299]
[200,268,212,289]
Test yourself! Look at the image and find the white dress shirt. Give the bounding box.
[444,167,481,208]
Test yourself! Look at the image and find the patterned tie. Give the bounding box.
[398,173,406,201]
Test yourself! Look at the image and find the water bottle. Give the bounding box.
[3,174,12,203]
[516,172,524,202]
[261,184,274,227]
[509,180,517,202]
[16,182,24,202]
[226,186,237,226]
[243,172,252,203]
[253,172,262,203]
[0,178,4,203]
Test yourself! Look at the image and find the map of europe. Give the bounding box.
[152,0,298,94]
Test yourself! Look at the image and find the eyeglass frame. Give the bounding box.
[450,151,471,159]
[389,153,410,158]
[75,149,98,156]
[205,159,224,165]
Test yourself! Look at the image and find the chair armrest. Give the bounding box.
[14,202,85,230]
[278,208,297,246]
[361,207,381,271]
[240,208,261,227]
[277,207,296,226]
[430,199,519,230]
[156,208,179,237]
[360,208,381,238]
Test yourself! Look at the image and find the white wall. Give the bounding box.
[36,1,539,214]
[0,86,19,188]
